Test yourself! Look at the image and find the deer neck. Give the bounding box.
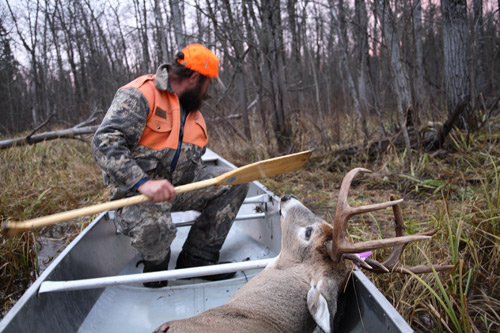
[227,264,317,332]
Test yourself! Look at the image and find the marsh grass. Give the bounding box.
[1,115,499,330]
[0,139,107,316]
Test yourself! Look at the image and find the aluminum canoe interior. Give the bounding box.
[0,149,413,333]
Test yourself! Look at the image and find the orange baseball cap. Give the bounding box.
[178,44,219,78]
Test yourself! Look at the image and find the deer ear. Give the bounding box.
[307,279,335,333]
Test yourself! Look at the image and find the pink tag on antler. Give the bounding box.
[354,251,372,266]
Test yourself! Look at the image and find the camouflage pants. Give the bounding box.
[115,165,249,264]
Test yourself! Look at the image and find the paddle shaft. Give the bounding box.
[2,179,217,237]
[2,150,311,237]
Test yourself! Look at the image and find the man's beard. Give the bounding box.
[179,80,206,112]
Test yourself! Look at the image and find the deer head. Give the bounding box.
[278,194,334,264]
[292,167,453,332]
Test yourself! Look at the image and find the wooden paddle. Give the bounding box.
[2,150,312,237]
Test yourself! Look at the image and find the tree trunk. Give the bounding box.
[154,0,168,64]
[260,0,291,153]
[286,0,305,113]
[133,0,150,73]
[329,0,368,142]
[472,0,486,96]
[243,0,269,147]
[376,0,413,160]
[355,0,370,113]
[0,126,99,149]
[441,0,472,129]
[412,0,425,123]
[221,0,251,140]
[170,0,185,49]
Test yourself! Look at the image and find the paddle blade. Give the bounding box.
[217,150,312,186]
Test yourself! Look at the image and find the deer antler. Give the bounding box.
[328,168,452,274]
[329,168,431,262]
[361,196,454,274]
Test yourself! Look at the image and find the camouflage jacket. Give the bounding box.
[92,65,207,199]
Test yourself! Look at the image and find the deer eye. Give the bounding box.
[305,227,313,240]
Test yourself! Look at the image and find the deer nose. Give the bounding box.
[280,195,294,217]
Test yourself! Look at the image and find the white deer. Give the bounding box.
[154,168,451,333]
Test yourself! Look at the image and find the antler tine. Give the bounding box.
[338,235,432,254]
[332,168,371,261]
[331,168,414,262]
[367,263,456,274]
[335,168,403,218]
[335,168,372,213]
[379,198,410,269]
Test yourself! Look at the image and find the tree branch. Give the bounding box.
[0,126,99,150]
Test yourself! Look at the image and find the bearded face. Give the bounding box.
[179,76,210,112]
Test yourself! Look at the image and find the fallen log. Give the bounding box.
[326,127,440,171]
[0,125,98,149]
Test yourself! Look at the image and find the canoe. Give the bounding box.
[0,149,413,333]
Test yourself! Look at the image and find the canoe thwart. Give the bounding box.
[38,258,275,294]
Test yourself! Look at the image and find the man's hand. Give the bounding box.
[138,179,175,203]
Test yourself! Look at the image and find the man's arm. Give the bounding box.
[92,88,152,192]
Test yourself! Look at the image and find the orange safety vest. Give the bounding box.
[120,74,208,150]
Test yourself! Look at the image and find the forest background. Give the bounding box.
[1,0,499,331]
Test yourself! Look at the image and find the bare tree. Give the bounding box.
[426,0,473,150]
[133,0,150,73]
[107,0,132,76]
[375,0,413,160]
[221,0,251,140]
[329,0,369,142]
[259,0,292,153]
[286,0,305,113]
[169,0,185,49]
[411,0,425,122]
[153,0,168,65]
[441,0,472,128]
[242,0,269,146]
[6,0,42,126]
[354,0,371,116]
[472,0,486,97]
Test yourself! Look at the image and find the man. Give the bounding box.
[92,44,249,288]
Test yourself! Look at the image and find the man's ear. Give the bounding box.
[189,72,201,85]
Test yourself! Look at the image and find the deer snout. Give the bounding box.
[280,194,300,218]
[280,194,295,202]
